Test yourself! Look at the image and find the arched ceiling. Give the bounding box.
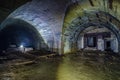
[0,0,31,23]
[0,0,70,50]
[0,0,120,54]
[63,0,120,53]
[63,0,120,28]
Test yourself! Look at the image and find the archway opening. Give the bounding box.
[67,22,120,53]
[0,23,44,53]
[63,11,120,54]
[77,26,118,53]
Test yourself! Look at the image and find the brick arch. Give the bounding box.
[0,18,49,50]
[2,0,69,54]
[62,0,120,53]
[69,22,120,52]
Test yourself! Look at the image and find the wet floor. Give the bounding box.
[0,52,120,80]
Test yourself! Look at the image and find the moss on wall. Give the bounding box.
[62,0,120,54]
[63,0,120,30]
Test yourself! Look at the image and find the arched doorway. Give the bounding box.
[0,19,48,53]
[63,11,120,53]
[77,25,118,52]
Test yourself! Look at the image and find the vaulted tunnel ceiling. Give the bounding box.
[63,0,120,53]
[0,0,31,24]
[0,0,120,54]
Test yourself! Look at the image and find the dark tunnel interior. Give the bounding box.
[0,25,38,52]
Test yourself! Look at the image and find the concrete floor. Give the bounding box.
[0,52,120,80]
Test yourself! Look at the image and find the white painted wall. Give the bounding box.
[78,36,84,49]
[110,34,118,53]
[111,38,118,53]
[97,38,104,51]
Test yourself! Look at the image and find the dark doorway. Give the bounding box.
[87,36,96,47]
[105,41,111,51]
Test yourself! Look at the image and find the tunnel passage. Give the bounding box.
[61,0,120,54]
[77,26,118,52]
[63,11,120,53]
[0,19,48,53]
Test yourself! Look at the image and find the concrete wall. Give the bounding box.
[111,34,118,53]
[97,38,104,51]
[77,35,84,50]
